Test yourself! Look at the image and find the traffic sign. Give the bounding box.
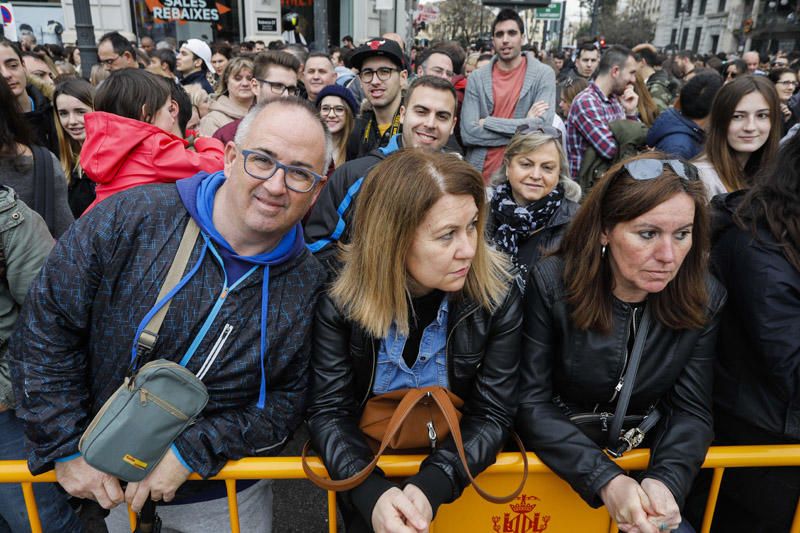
[1,3,17,41]
[534,3,562,20]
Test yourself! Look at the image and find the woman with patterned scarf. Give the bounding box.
[487,126,582,280]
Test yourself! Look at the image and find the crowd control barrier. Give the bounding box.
[1,445,799,533]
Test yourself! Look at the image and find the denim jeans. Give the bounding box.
[0,410,85,533]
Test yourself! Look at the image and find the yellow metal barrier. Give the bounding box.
[2,446,800,533]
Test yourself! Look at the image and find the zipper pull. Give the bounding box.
[615,378,625,393]
[600,412,609,432]
[220,287,229,300]
[427,421,437,450]
[139,389,148,406]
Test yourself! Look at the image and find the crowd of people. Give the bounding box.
[0,6,798,533]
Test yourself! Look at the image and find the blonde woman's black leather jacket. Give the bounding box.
[517,255,726,508]
[306,282,523,524]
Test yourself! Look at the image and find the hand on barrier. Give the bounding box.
[402,484,433,528]
[125,447,191,513]
[372,486,430,533]
[527,100,550,119]
[600,474,658,533]
[641,478,682,532]
[55,455,124,510]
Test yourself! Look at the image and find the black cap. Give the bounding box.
[350,38,406,71]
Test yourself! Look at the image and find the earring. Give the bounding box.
[601,244,607,258]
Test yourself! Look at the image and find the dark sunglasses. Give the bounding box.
[515,124,563,144]
[622,158,699,182]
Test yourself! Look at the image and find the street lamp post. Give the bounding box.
[73,0,97,80]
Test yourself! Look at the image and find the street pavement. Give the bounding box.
[273,424,344,532]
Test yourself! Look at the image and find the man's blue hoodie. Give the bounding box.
[646,108,705,160]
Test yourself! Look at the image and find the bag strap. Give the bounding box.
[31,146,56,235]
[136,219,201,356]
[302,387,528,504]
[607,306,652,448]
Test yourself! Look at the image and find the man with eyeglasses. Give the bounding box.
[461,8,556,183]
[212,50,301,145]
[97,31,139,72]
[306,75,459,270]
[346,38,409,160]
[10,97,330,533]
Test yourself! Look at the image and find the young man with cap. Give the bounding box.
[177,39,214,94]
[346,38,408,160]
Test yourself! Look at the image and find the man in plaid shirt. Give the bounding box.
[566,46,640,178]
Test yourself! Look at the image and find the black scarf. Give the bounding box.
[490,182,563,268]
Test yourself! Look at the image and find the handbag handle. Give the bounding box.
[607,306,652,449]
[302,386,528,504]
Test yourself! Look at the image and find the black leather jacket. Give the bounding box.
[306,282,523,522]
[517,256,726,508]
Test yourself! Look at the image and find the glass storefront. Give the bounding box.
[131,0,241,43]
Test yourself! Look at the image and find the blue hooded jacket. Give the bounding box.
[646,108,705,160]
[10,176,326,488]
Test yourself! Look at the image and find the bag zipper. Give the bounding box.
[139,388,190,420]
[425,391,438,451]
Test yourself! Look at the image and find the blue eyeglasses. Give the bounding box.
[240,148,325,193]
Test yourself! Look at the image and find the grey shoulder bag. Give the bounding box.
[79,219,209,482]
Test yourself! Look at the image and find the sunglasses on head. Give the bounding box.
[515,124,563,143]
[622,158,699,182]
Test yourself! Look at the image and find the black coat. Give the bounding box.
[487,197,579,271]
[25,85,59,155]
[517,255,726,508]
[306,283,523,524]
[710,191,800,440]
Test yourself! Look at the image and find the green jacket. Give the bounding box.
[647,70,679,113]
[577,119,649,193]
[0,186,54,407]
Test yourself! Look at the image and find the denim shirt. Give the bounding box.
[372,295,450,394]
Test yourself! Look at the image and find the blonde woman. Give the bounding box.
[488,126,581,274]
[197,56,255,137]
[307,149,522,533]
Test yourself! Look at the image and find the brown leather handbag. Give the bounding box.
[302,386,528,504]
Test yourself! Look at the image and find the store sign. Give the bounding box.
[1,3,17,41]
[257,17,276,32]
[482,0,550,7]
[150,0,229,22]
[534,3,562,20]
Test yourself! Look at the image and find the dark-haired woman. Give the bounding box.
[0,77,73,238]
[692,133,800,532]
[693,75,781,200]
[307,149,521,533]
[80,69,224,211]
[517,153,726,533]
[53,78,96,217]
